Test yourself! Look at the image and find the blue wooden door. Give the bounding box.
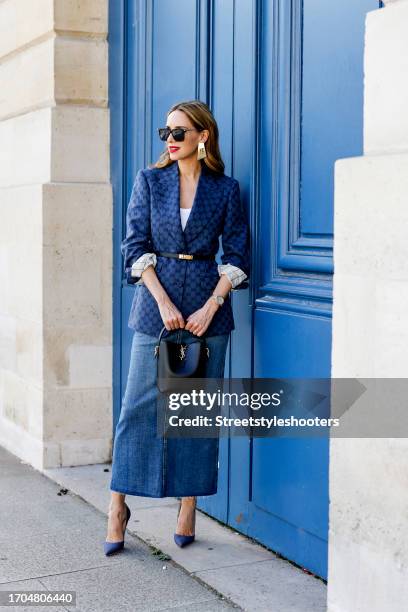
[226,0,380,580]
[110,0,380,581]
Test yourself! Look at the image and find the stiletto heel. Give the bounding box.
[174,498,196,548]
[104,503,131,556]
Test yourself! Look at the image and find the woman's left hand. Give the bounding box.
[184,299,219,336]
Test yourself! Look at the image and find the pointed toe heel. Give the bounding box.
[174,533,195,548]
[174,498,196,548]
[104,503,131,556]
[104,539,125,556]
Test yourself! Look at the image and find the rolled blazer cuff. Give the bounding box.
[218,263,247,289]
[130,252,157,285]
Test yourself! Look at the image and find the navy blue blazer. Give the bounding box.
[121,160,250,337]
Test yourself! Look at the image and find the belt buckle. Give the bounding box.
[179,253,193,260]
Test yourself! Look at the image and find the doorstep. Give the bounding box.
[44,462,327,612]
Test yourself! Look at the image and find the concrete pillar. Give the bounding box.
[328,1,408,610]
[0,0,112,469]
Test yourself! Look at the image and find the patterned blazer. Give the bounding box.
[121,160,250,337]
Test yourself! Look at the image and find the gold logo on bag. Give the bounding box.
[179,344,187,360]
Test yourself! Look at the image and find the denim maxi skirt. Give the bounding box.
[110,328,230,498]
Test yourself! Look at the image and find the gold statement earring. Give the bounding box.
[197,141,207,160]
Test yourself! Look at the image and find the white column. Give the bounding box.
[328,1,408,610]
[0,0,113,469]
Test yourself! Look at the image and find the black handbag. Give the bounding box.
[154,325,210,393]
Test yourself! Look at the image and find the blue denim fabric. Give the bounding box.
[110,328,230,498]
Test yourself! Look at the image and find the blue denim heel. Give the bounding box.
[104,503,131,556]
[174,499,196,548]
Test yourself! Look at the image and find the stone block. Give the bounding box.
[328,438,408,612]
[0,314,17,372]
[0,185,43,322]
[0,109,52,187]
[1,369,43,437]
[67,344,112,388]
[55,37,108,106]
[0,0,53,61]
[44,387,111,441]
[365,3,408,153]
[51,106,110,182]
[333,154,408,377]
[334,154,408,281]
[0,37,54,121]
[42,182,112,249]
[43,243,103,327]
[54,0,108,36]
[57,437,112,468]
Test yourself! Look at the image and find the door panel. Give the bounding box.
[239,0,379,580]
[301,0,378,234]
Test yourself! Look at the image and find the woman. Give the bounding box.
[105,100,250,554]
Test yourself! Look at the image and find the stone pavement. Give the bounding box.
[0,446,327,611]
[0,447,237,612]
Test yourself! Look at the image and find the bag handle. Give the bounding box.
[158,324,206,345]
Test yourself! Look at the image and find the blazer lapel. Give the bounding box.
[154,162,185,251]
[182,162,212,244]
[154,161,218,250]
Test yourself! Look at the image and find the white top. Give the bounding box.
[180,207,192,231]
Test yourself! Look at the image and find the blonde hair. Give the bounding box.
[150,100,225,174]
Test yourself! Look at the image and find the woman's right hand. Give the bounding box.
[157,297,185,331]
[137,264,185,330]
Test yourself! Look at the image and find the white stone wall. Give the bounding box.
[0,0,112,469]
[329,1,408,610]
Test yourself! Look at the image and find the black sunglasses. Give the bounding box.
[157,126,200,142]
